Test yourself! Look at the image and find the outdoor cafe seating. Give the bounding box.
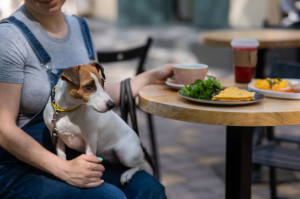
[138,38,300,199]
[252,55,300,199]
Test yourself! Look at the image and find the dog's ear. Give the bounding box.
[90,62,106,80]
[60,65,80,86]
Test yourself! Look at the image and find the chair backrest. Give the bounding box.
[97,38,158,177]
[270,54,300,78]
[97,37,152,75]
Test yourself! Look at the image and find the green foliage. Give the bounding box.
[179,76,224,100]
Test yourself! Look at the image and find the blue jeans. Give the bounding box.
[0,163,166,199]
[0,120,166,199]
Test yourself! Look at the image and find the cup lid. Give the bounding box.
[231,38,259,48]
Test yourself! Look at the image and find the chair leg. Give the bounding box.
[266,126,275,142]
[146,113,160,179]
[252,127,264,147]
[252,127,264,183]
[269,166,278,199]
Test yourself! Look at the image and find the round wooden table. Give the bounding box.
[138,80,300,199]
[201,29,300,49]
[201,29,300,78]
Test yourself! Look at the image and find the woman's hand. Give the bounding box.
[104,63,174,103]
[128,63,174,98]
[58,154,105,188]
[149,63,174,84]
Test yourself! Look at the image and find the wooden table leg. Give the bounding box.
[225,126,254,199]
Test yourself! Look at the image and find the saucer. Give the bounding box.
[165,77,186,90]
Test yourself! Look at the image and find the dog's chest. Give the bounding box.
[55,116,88,152]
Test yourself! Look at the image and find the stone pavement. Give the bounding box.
[87,18,300,199]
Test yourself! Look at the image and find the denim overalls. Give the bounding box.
[0,16,165,199]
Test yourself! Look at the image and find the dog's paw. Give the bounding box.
[120,171,133,185]
[120,168,139,185]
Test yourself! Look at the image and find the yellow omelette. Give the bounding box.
[212,87,255,101]
[254,78,289,90]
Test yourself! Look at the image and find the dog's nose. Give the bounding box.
[106,100,115,110]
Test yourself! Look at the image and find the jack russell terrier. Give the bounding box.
[43,62,145,185]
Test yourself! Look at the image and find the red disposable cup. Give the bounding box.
[234,66,255,83]
[231,38,259,83]
[233,47,256,83]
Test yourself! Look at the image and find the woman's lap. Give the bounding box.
[0,163,166,199]
[0,122,166,199]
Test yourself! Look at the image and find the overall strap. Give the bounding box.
[73,15,95,61]
[0,16,52,129]
[0,16,51,65]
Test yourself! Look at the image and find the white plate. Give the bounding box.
[165,78,186,90]
[248,79,300,99]
[178,90,264,105]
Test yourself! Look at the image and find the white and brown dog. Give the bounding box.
[43,62,144,184]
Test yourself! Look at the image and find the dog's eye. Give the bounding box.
[84,83,95,91]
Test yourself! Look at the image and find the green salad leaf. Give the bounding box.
[179,76,224,100]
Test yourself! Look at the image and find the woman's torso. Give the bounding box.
[0,5,92,127]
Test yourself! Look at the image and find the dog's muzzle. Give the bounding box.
[107,100,115,110]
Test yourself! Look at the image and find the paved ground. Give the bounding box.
[87,18,300,199]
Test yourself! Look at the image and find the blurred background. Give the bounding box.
[1,0,297,80]
[1,1,300,199]
[0,0,284,28]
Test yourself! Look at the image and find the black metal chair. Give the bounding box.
[252,55,300,199]
[96,37,160,179]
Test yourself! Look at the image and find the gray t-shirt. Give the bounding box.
[0,5,93,127]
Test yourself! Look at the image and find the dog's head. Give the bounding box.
[60,62,115,112]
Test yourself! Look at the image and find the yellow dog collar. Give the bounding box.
[51,85,81,112]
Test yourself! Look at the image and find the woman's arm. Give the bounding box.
[0,82,105,188]
[105,63,174,103]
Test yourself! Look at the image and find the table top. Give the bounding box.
[138,79,300,126]
[201,29,300,49]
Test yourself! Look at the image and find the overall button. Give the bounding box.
[51,68,58,75]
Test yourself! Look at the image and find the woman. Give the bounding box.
[0,0,173,198]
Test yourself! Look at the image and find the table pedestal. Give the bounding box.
[226,126,254,199]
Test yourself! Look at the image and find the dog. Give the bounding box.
[43,62,145,184]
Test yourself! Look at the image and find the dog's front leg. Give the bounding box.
[56,138,67,160]
[85,135,98,155]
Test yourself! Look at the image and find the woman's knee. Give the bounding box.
[124,171,166,199]
[144,177,166,199]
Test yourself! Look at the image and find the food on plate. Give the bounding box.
[212,87,255,101]
[253,78,294,92]
[179,76,224,100]
[292,82,300,93]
